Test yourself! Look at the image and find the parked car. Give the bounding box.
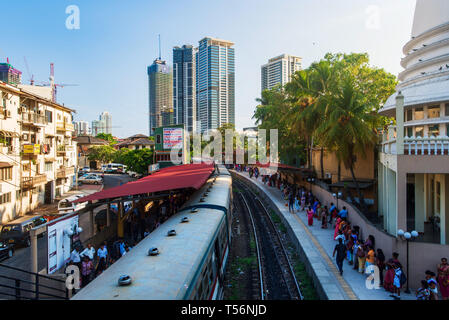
[0,216,47,247]
[82,166,91,173]
[0,241,14,261]
[58,195,88,214]
[79,175,102,185]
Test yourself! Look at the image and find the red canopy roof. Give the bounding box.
[74,163,215,203]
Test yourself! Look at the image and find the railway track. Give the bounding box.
[234,178,303,300]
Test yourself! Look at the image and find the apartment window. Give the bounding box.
[428,105,440,118]
[405,109,413,122]
[436,181,441,213]
[0,192,11,204]
[415,126,424,137]
[414,107,424,120]
[445,103,449,117]
[45,110,53,123]
[0,167,12,180]
[45,162,53,172]
[429,125,440,137]
[447,124,449,137]
[16,190,21,200]
[405,127,413,137]
[156,135,161,144]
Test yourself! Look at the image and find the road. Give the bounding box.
[0,173,134,299]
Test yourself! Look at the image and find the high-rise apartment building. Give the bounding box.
[74,120,90,136]
[196,37,235,133]
[148,59,173,136]
[91,111,112,136]
[261,54,302,92]
[173,45,197,133]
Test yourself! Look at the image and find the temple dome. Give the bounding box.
[380,0,449,115]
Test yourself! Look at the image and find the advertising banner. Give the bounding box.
[47,214,79,274]
[163,127,183,150]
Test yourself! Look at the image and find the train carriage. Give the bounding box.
[72,164,232,300]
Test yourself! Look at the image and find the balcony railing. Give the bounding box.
[56,166,75,179]
[56,145,75,156]
[20,113,47,126]
[381,137,449,155]
[21,174,47,189]
[56,122,75,132]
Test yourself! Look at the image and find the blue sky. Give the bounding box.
[0,0,416,137]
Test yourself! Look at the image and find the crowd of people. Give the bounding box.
[236,164,449,300]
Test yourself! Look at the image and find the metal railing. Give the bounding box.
[21,174,47,189]
[56,166,75,178]
[20,112,47,125]
[0,264,68,300]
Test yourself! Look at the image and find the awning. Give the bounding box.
[0,130,20,138]
[0,162,13,168]
[73,163,215,203]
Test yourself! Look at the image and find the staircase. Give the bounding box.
[0,264,69,300]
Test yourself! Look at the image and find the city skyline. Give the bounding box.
[0,0,416,137]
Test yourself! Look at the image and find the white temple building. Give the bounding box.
[378,0,449,248]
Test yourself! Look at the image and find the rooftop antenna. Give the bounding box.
[158,34,161,60]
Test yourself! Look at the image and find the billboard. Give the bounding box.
[47,214,79,274]
[163,127,183,150]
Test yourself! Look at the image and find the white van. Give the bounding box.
[106,163,127,174]
[58,195,87,214]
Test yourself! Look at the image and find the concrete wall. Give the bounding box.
[309,182,449,289]
[311,148,375,183]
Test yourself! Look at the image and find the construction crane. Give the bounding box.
[38,62,79,103]
[23,56,34,85]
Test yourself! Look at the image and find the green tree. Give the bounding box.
[96,133,117,145]
[87,145,117,163]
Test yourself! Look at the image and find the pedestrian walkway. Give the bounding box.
[234,170,415,300]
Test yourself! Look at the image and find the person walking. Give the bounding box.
[376,248,386,286]
[288,192,295,213]
[81,256,94,287]
[80,243,96,261]
[391,264,403,300]
[365,245,375,270]
[437,257,449,300]
[356,241,366,274]
[307,206,314,226]
[70,247,81,271]
[321,206,329,229]
[96,242,108,274]
[333,238,346,276]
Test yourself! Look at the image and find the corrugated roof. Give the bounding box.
[73,163,214,203]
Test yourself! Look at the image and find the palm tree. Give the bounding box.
[316,79,379,210]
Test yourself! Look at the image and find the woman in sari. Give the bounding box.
[334,217,342,240]
[307,206,314,226]
[321,206,329,229]
[437,257,449,300]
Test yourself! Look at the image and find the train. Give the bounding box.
[72,164,232,300]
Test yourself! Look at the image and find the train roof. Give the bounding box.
[72,206,225,300]
[180,169,232,212]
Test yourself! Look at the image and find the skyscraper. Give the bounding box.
[173,45,197,133]
[91,111,112,136]
[74,120,90,136]
[196,37,235,133]
[261,54,302,92]
[148,59,173,136]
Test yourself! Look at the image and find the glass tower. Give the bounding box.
[173,45,197,133]
[148,59,173,136]
[196,37,235,133]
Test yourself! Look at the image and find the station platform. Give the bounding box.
[233,170,415,300]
